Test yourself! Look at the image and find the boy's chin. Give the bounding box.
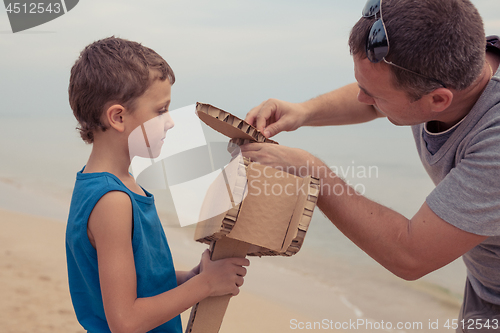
[131,146,163,160]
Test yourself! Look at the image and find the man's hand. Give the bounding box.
[245,99,309,138]
[240,143,321,177]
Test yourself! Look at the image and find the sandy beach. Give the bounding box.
[0,209,83,333]
[0,204,464,333]
[0,208,317,333]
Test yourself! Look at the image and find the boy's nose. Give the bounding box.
[164,113,174,131]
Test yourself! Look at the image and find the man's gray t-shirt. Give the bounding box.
[412,68,500,305]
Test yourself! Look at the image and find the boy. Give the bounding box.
[66,37,250,333]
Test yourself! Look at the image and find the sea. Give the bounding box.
[0,112,467,331]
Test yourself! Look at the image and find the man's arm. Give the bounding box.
[300,83,384,126]
[240,145,487,280]
[245,83,384,138]
[315,162,487,280]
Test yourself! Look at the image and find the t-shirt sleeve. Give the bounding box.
[426,125,500,236]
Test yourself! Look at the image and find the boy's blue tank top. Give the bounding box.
[66,168,182,333]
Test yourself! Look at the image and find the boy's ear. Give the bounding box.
[105,104,126,132]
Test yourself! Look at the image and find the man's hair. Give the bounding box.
[349,0,485,100]
[69,36,175,143]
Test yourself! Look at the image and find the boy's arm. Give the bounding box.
[89,191,249,333]
[176,264,200,285]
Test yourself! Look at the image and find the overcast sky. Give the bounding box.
[1,0,499,119]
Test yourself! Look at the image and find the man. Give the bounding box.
[242,0,500,331]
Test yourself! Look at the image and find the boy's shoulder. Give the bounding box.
[74,170,125,194]
[71,169,154,210]
[87,189,133,247]
[68,170,139,232]
[71,170,135,211]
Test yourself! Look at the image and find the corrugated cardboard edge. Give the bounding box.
[196,102,278,145]
[282,176,320,256]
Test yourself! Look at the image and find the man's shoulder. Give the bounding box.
[469,96,500,137]
[458,77,500,145]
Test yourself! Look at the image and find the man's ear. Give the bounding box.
[427,88,453,113]
[105,104,126,132]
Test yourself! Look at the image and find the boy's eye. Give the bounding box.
[159,108,168,114]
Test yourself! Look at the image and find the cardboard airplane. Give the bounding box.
[185,103,320,333]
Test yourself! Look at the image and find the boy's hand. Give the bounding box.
[198,249,250,297]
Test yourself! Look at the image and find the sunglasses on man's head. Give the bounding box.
[362,0,447,88]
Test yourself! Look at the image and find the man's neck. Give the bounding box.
[434,52,499,132]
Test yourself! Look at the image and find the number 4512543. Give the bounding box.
[444,318,499,330]
[5,2,62,14]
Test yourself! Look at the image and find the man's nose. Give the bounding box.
[357,89,375,105]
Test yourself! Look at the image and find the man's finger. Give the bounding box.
[263,120,285,138]
[245,101,266,126]
[254,101,277,132]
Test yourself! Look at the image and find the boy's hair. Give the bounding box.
[349,0,485,100]
[69,36,175,143]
